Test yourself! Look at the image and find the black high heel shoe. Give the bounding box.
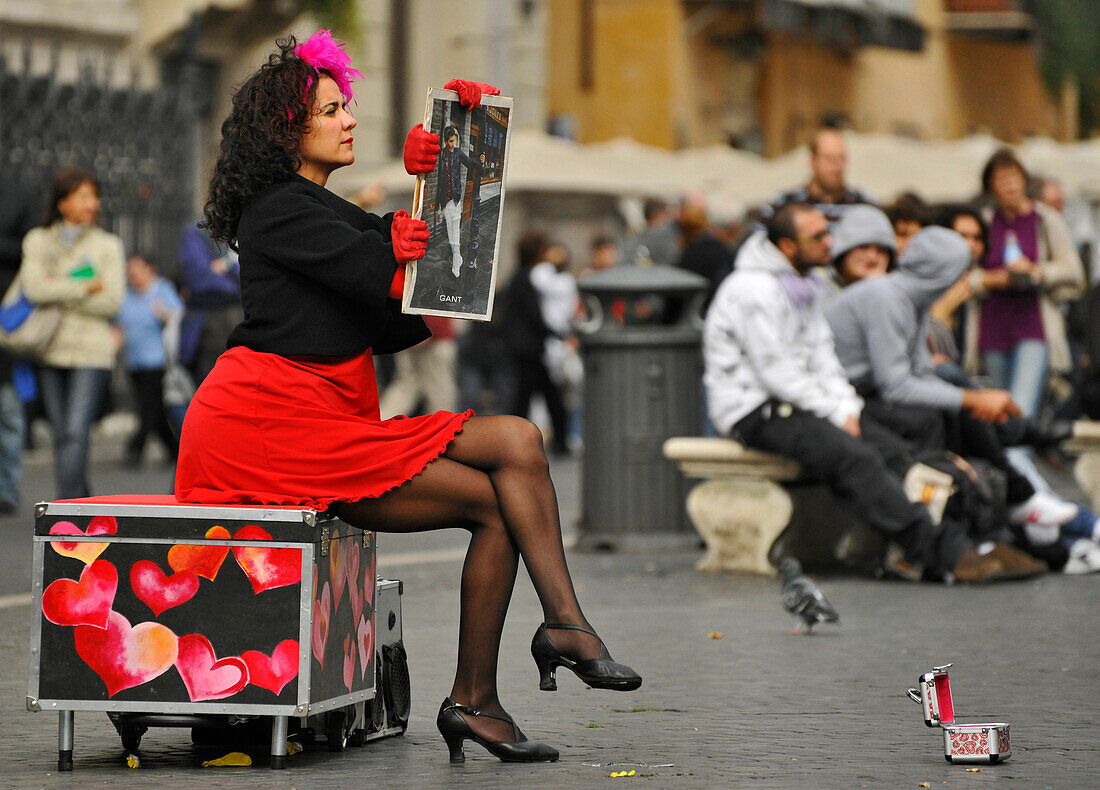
[436,698,559,764]
[531,623,642,692]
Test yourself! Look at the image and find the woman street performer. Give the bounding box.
[174,31,640,764]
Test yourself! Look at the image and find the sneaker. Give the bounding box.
[1008,491,1077,530]
[1063,539,1100,575]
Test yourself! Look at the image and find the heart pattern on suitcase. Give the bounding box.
[41,517,375,702]
[74,611,179,696]
[42,559,117,629]
[176,633,250,701]
[130,561,200,617]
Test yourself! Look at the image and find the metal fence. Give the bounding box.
[0,42,198,274]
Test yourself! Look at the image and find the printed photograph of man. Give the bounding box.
[437,123,486,278]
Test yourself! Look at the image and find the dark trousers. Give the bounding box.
[861,398,945,457]
[865,394,1035,506]
[127,368,178,461]
[508,356,568,453]
[944,411,1034,504]
[734,403,970,573]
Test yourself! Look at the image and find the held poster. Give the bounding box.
[403,88,513,321]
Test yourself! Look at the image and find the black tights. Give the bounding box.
[333,415,601,742]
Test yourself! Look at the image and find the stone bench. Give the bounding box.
[666,419,1100,578]
[1064,420,1100,513]
[662,437,802,575]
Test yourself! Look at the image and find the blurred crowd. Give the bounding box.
[698,127,1100,581]
[0,165,243,504]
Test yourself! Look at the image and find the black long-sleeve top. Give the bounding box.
[227,175,429,357]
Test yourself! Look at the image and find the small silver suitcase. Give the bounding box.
[906,663,1011,764]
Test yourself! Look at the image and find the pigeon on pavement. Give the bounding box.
[778,557,839,635]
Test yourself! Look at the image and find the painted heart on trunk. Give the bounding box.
[74,611,178,696]
[329,535,346,613]
[176,633,249,701]
[242,639,299,696]
[167,526,231,580]
[342,634,355,693]
[365,549,376,609]
[42,559,117,629]
[49,517,118,565]
[312,581,331,667]
[130,561,199,617]
[232,525,302,594]
[346,541,362,625]
[356,614,373,681]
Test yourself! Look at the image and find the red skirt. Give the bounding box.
[174,346,473,508]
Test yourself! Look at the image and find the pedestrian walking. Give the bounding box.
[20,166,123,498]
[0,174,42,511]
[117,252,182,466]
[177,221,242,385]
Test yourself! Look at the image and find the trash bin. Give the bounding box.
[575,264,709,550]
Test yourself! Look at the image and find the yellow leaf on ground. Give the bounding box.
[202,752,253,768]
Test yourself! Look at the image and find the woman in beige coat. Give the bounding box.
[21,167,124,497]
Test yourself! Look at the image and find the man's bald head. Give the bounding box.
[809,128,848,197]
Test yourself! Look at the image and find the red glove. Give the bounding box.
[388,263,406,299]
[444,78,500,109]
[403,123,440,175]
[391,210,428,264]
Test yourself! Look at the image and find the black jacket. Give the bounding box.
[227,175,429,357]
[501,268,552,362]
[437,147,482,206]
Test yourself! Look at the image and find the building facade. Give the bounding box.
[547,0,1077,155]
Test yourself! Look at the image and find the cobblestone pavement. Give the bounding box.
[0,435,1096,788]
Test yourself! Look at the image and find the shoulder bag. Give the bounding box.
[0,271,62,356]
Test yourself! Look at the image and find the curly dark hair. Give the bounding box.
[202,35,320,249]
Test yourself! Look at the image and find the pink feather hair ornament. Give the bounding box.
[294,29,363,105]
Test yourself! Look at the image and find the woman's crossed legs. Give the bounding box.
[333,415,603,743]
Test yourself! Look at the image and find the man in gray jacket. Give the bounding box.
[825,226,1077,545]
[704,204,1045,583]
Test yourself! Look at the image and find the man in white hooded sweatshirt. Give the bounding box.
[704,203,1046,583]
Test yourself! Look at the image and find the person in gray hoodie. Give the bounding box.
[704,204,1043,583]
[828,203,896,291]
[825,226,1077,545]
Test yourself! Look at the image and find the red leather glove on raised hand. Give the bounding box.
[444,78,501,109]
[403,123,440,175]
[391,210,428,264]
